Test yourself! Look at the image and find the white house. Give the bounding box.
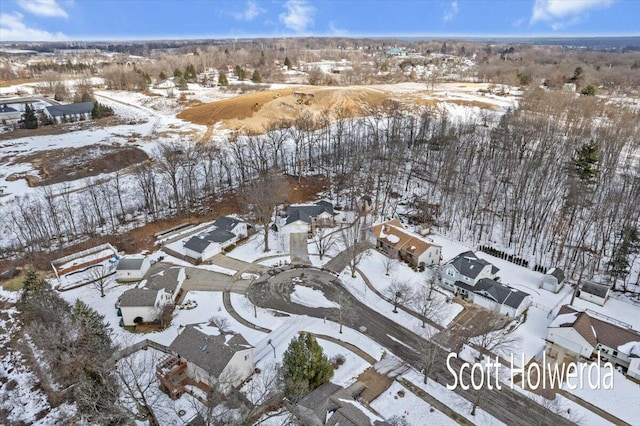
[44,102,93,124]
[183,217,247,262]
[118,267,186,326]
[541,267,565,293]
[162,324,254,394]
[370,219,442,267]
[280,201,335,235]
[455,278,532,319]
[0,105,21,128]
[547,305,640,373]
[115,256,151,282]
[579,282,610,306]
[441,251,499,292]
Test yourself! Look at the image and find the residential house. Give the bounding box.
[292,382,384,426]
[117,267,186,326]
[0,105,21,128]
[441,251,499,292]
[546,305,640,373]
[455,278,532,318]
[384,45,406,56]
[370,219,442,267]
[281,201,335,235]
[158,324,254,398]
[579,282,610,306]
[183,217,247,262]
[44,102,93,124]
[541,267,565,293]
[355,195,373,215]
[115,255,151,282]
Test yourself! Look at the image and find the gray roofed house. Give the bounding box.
[44,102,93,117]
[0,105,18,113]
[454,278,531,318]
[145,267,185,295]
[285,201,334,225]
[119,288,161,307]
[168,325,254,386]
[213,216,242,232]
[449,251,496,279]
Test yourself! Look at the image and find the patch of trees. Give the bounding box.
[282,333,334,402]
[91,101,114,119]
[23,104,38,129]
[18,270,125,422]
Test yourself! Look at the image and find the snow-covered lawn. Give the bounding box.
[563,365,640,425]
[357,249,463,327]
[370,381,455,425]
[291,285,339,309]
[228,232,287,262]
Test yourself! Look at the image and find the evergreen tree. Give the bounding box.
[580,84,596,96]
[175,76,188,90]
[184,63,197,81]
[573,141,599,185]
[218,71,229,86]
[23,104,38,129]
[251,69,262,83]
[234,65,246,81]
[282,333,334,401]
[173,68,183,78]
[284,56,292,69]
[159,71,167,81]
[72,300,114,354]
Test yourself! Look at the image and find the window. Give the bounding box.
[244,355,249,361]
[446,269,455,277]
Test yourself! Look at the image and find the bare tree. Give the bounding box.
[312,228,336,260]
[88,263,114,298]
[412,285,445,327]
[469,316,520,358]
[243,172,287,252]
[382,256,399,276]
[332,292,355,334]
[340,218,369,278]
[385,280,415,314]
[416,329,439,384]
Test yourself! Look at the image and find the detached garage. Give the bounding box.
[115,256,150,282]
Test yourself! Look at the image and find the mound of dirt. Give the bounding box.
[178,86,397,134]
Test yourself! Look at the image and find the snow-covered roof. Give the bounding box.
[370,219,439,257]
[447,251,498,279]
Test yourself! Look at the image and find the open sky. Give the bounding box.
[0,0,638,42]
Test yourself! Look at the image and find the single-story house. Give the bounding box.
[164,324,254,392]
[183,217,247,262]
[44,101,93,124]
[454,278,531,318]
[292,382,377,426]
[0,105,21,128]
[541,267,565,293]
[115,256,151,282]
[547,305,640,373]
[441,251,499,292]
[579,282,610,306]
[281,201,335,235]
[117,267,186,326]
[370,219,442,267]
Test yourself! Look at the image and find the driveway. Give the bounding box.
[289,232,310,264]
[146,262,250,294]
[247,267,573,426]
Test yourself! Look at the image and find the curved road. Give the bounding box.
[248,267,574,426]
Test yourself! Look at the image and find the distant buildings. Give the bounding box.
[44,101,93,124]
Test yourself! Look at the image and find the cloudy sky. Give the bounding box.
[0,0,638,42]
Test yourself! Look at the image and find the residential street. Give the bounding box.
[247,267,574,426]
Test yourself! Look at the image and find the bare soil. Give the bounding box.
[7,143,149,186]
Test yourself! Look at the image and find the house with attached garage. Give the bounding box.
[117,267,186,326]
[370,219,442,267]
[281,201,335,235]
[115,255,150,282]
[44,101,93,124]
[546,305,640,375]
[441,251,499,292]
[541,267,565,293]
[182,216,248,262]
[157,324,254,398]
[455,278,532,318]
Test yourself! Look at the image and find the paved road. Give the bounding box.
[289,233,310,264]
[248,268,574,426]
[324,241,372,273]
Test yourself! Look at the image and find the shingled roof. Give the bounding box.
[45,102,93,117]
[119,288,160,307]
[145,267,184,294]
[370,219,440,258]
[553,305,640,351]
[183,228,236,254]
[116,256,146,271]
[448,251,498,279]
[285,201,334,225]
[456,278,530,310]
[581,282,610,298]
[168,325,252,377]
[546,267,565,283]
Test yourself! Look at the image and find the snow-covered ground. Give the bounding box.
[370,381,455,425]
